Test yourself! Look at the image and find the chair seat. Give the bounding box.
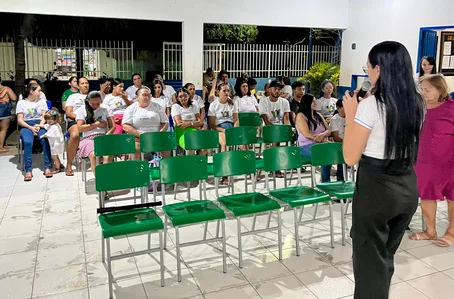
[255,158,264,169]
[316,181,355,200]
[163,200,226,227]
[150,167,160,180]
[270,186,331,208]
[217,192,280,217]
[99,208,164,238]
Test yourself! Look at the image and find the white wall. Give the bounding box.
[340,0,454,90]
[1,0,349,28]
[1,0,349,88]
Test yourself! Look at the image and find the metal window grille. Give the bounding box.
[0,38,134,80]
[163,42,341,80]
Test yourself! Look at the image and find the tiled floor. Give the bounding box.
[0,153,453,299]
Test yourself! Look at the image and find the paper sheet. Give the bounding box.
[444,41,452,55]
[442,56,451,69]
[450,56,454,68]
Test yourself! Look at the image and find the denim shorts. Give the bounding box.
[218,122,234,130]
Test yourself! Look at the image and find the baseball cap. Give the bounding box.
[269,80,284,88]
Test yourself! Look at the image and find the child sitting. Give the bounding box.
[41,110,64,173]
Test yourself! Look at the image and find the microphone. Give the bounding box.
[350,80,372,100]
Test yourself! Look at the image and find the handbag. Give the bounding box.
[0,101,12,118]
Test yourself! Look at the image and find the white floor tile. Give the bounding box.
[34,288,90,299]
[86,258,139,287]
[271,247,331,274]
[406,244,454,271]
[33,264,88,297]
[394,251,438,280]
[296,266,355,299]
[0,272,34,299]
[142,268,202,299]
[36,243,86,271]
[0,250,36,276]
[189,261,248,294]
[252,274,317,298]
[204,285,261,299]
[0,234,39,255]
[89,278,147,299]
[407,272,454,299]
[389,282,429,299]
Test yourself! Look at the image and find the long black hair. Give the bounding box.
[368,41,424,169]
[299,94,324,131]
[23,83,40,99]
[176,88,193,107]
[109,78,123,93]
[151,79,164,98]
[84,91,101,124]
[234,76,250,97]
[320,79,336,98]
[419,56,437,78]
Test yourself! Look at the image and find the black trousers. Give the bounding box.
[351,156,418,299]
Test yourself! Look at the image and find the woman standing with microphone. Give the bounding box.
[342,41,424,299]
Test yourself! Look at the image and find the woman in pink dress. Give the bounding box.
[410,74,454,246]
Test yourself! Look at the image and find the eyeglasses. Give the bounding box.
[362,65,368,74]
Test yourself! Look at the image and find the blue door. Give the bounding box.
[417,30,437,72]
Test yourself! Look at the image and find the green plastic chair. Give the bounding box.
[238,112,261,127]
[225,126,264,171]
[213,150,282,268]
[96,160,164,298]
[139,131,178,201]
[184,130,219,176]
[174,126,197,149]
[310,142,355,245]
[262,124,293,144]
[159,155,227,282]
[264,146,334,256]
[83,134,136,197]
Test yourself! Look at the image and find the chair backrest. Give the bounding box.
[213,150,256,177]
[262,125,293,143]
[140,131,177,153]
[310,142,345,166]
[95,160,150,192]
[94,134,136,157]
[238,112,261,127]
[160,155,208,184]
[184,130,219,150]
[263,146,303,172]
[225,126,257,146]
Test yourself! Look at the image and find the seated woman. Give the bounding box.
[184,82,207,130]
[295,94,331,182]
[16,83,53,181]
[65,77,90,176]
[316,79,337,121]
[208,80,237,185]
[233,77,260,117]
[76,91,115,176]
[102,78,133,134]
[122,86,169,160]
[171,88,205,155]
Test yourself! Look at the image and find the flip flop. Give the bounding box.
[274,171,284,178]
[43,171,53,178]
[436,231,454,247]
[65,169,75,176]
[24,173,33,182]
[409,231,438,241]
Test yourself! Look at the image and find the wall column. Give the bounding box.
[182,20,203,89]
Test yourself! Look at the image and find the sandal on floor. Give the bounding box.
[220,177,229,185]
[43,170,53,178]
[436,231,454,247]
[409,231,438,241]
[24,173,33,182]
[65,169,75,176]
